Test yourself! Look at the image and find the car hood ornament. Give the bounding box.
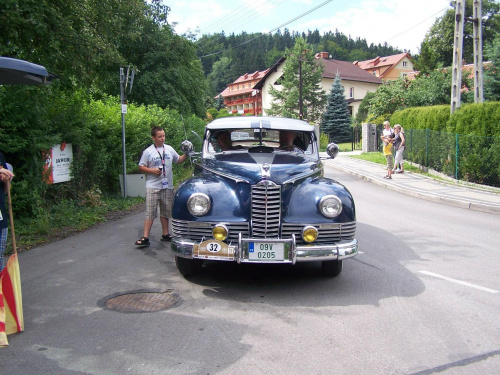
[261,163,271,179]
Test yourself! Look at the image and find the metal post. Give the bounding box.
[472,0,484,103]
[426,128,429,167]
[455,133,459,179]
[120,68,127,197]
[451,0,465,114]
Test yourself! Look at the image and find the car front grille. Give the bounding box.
[281,221,356,246]
[251,181,281,238]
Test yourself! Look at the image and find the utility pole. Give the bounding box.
[470,0,484,103]
[119,66,135,197]
[299,57,303,120]
[451,0,465,114]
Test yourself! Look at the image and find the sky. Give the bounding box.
[168,0,452,55]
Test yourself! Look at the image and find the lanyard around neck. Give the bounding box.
[156,146,166,177]
[156,145,165,161]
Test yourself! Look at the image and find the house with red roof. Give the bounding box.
[254,52,383,118]
[216,69,269,115]
[354,53,414,81]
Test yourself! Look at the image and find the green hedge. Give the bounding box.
[390,102,500,135]
[390,105,450,131]
[0,85,206,218]
[389,102,500,186]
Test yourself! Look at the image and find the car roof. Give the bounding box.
[206,116,314,132]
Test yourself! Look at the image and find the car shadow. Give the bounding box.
[181,222,426,308]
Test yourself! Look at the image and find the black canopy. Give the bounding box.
[0,57,58,85]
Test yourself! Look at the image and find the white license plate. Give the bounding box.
[248,242,284,261]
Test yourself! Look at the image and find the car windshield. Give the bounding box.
[207,129,313,154]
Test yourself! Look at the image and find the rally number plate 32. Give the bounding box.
[193,239,235,261]
[248,242,284,261]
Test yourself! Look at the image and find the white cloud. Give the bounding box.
[169,0,229,34]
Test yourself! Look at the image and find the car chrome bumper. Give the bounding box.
[171,237,358,263]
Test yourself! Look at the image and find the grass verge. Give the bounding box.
[9,195,145,253]
[348,152,446,178]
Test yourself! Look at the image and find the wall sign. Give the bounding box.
[43,142,73,184]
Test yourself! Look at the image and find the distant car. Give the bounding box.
[171,116,357,277]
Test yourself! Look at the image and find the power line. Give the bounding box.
[199,2,451,59]
[200,0,334,58]
[386,7,449,47]
[201,0,283,36]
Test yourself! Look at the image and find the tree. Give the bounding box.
[207,57,233,96]
[216,95,225,110]
[125,4,207,117]
[354,92,375,125]
[484,34,500,101]
[266,37,326,123]
[0,0,146,89]
[414,41,438,74]
[320,74,352,143]
[421,0,500,67]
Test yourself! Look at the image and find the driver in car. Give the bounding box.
[215,131,244,151]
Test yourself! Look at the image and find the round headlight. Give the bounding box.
[319,195,343,218]
[212,224,228,241]
[187,193,211,216]
[302,226,318,243]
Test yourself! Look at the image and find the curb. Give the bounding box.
[328,158,500,216]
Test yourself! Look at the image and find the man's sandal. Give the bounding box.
[161,234,172,242]
[135,237,150,246]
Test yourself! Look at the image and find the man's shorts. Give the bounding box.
[386,155,394,170]
[145,188,174,220]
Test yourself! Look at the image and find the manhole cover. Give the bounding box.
[103,290,181,313]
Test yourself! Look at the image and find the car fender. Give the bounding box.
[282,177,355,223]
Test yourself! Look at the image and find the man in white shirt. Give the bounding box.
[135,126,189,246]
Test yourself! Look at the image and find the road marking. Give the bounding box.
[419,271,499,294]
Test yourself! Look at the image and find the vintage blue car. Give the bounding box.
[171,116,357,277]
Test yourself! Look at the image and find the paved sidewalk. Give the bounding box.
[323,152,500,215]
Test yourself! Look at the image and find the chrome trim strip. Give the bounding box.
[200,165,250,183]
[282,169,320,185]
[237,232,243,264]
[295,239,358,262]
[291,234,297,265]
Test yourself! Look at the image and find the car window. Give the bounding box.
[207,129,313,154]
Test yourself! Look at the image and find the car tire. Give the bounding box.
[321,260,343,277]
[175,256,203,277]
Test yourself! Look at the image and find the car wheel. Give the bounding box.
[175,256,203,277]
[321,260,343,277]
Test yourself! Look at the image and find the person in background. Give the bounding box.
[135,126,191,247]
[381,131,394,180]
[382,121,393,142]
[392,124,406,174]
[0,153,14,270]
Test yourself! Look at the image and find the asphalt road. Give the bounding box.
[2,166,499,375]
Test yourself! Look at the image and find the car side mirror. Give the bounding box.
[326,143,339,159]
